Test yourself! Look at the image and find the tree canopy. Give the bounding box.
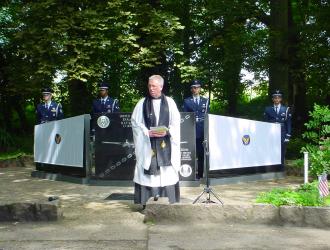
[0,0,329,137]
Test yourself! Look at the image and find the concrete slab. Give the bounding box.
[148,223,330,250]
[1,164,329,249]
[31,170,201,187]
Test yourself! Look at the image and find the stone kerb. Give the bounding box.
[0,155,33,168]
[144,202,330,228]
[0,200,62,222]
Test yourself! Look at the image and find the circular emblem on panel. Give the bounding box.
[97,115,110,128]
[55,134,62,144]
[242,135,251,145]
[179,164,192,178]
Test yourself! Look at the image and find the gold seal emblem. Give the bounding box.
[161,140,166,149]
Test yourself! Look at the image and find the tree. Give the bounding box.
[269,0,289,97]
[1,0,329,141]
[4,0,184,116]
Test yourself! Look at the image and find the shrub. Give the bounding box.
[256,181,328,206]
[290,158,304,168]
[301,104,330,176]
[286,137,306,160]
[0,128,14,152]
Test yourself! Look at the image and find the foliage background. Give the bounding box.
[0,0,329,155]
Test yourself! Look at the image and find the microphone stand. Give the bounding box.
[193,138,223,204]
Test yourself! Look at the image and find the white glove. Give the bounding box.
[284,138,290,143]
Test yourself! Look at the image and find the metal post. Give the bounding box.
[304,152,309,184]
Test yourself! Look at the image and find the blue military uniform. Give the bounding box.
[92,97,120,115]
[183,80,210,179]
[36,88,64,124]
[183,96,210,139]
[91,83,120,137]
[91,82,120,115]
[264,90,292,166]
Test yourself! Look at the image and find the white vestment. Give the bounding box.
[131,96,181,187]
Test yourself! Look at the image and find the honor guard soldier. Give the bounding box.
[36,87,64,124]
[183,80,210,179]
[264,90,292,168]
[91,82,120,115]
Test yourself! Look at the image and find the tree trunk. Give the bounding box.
[136,56,168,98]
[67,79,92,116]
[14,97,30,134]
[181,0,193,99]
[288,0,308,132]
[0,96,13,132]
[223,20,244,115]
[269,0,289,98]
[107,61,122,101]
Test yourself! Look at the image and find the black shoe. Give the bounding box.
[139,205,146,214]
[154,195,159,201]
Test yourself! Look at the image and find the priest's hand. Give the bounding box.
[149,130,167,137]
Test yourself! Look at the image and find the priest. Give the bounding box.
[131,75,181,206]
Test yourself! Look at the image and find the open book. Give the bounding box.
[150,126,169,133]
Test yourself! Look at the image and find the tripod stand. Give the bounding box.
[193,139,223,204]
